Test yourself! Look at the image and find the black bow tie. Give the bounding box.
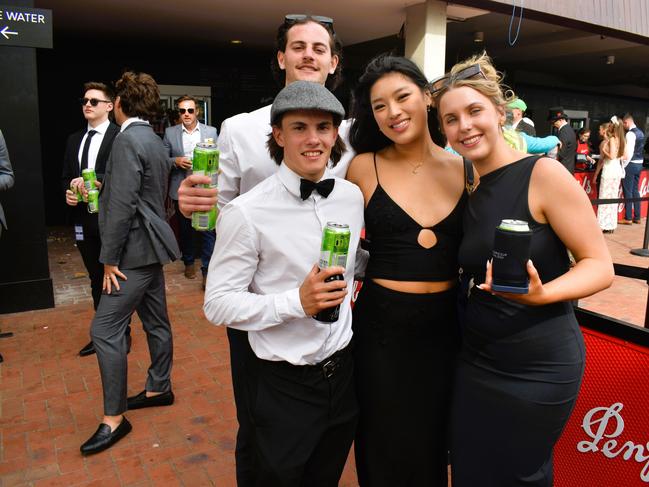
[300,178,335,200]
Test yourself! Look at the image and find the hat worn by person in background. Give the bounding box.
[547,106,569,122]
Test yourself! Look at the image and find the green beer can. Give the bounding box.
[71,182,84,202]
[315,222,351,323]
[87,189,99,214]
[82,168,97,192]
[191,140,219,231]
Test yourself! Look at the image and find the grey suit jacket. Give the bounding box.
[99,122,179,269]
[162,122,218,200]
[0,130,15,230]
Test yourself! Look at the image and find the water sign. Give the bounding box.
[0,5,52,48]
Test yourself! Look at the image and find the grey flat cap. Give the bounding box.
[271,80,345,125]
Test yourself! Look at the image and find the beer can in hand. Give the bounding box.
[191,141,219,231]
[82,168,97,192]
[315,222,351,323]
[491,219,532,294]
[87,189,99,214]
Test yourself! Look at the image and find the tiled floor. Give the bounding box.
[1,221,648,486]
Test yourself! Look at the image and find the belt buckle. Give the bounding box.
[322,358,338,379]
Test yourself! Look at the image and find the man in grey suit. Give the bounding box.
[162,95,217,288]
[81,71,179,455]
[0,129,15,241]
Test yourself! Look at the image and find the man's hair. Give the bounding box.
[265,114,346,166]
[623,113,635,122]
[270,17,343,91]
[114,71,160,120]
[83,81,114,102]
[176,95,199,107]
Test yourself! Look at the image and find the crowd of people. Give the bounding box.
[2,10,638,487]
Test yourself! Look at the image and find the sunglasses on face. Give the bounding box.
[178,108,195,114]
[284,14,335,32]
[80,97,111,107]
[429,64,487,96]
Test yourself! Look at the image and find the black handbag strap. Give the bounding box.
[463,157,475,194]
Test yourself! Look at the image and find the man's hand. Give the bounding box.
[66,177,85,206]
[299,265,347,316]
[65,189,79,206]
[177,174,218,218]
[103,264,127,294]
[175,156,192,170]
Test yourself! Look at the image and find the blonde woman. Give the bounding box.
[594,119,626,232]
[431,53,613,487]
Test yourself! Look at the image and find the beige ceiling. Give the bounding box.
[35,0,489,46]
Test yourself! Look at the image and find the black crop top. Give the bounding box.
[364,153,466,281]
[458,155,570,284]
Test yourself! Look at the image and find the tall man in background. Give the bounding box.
[620,113,646,224]
[61,82,123,357]
[162,95,217,289]
[548,106,576,174]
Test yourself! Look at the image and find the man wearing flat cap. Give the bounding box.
[507,98,536,136]
[548,106,577,173]
[203,80,364,486]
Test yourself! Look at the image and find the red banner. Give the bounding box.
[574,169,649,218]
[555,328,649,486]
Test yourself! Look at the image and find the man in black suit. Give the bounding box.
[547,106,577,174]
[80,71,179,455]
[62,82,124,357]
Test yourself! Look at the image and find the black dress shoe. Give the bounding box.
[79,341,96,357]
[80,417,132,455]
[127,390,174,410]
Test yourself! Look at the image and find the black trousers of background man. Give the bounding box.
[76,233,103,310]
[244,345,358,487]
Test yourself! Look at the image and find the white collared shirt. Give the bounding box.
[182,123,202,158]
[216,104,355,209]
[77,118,110,170]
[203,163,364,365]
[120,117,149,132]
[624,123,641,164]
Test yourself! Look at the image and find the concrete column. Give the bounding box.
[404,0,447,81]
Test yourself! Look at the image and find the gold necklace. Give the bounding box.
[407,161,423,174]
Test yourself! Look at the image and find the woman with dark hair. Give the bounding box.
[432,53,613,486]
[347,55,466,486]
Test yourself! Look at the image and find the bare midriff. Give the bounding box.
[371,278,455,294]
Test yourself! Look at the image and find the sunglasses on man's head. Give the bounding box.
[429,64,487,96]
[80,97,111,107]
[284,14,334,30]
[178,108,195,114]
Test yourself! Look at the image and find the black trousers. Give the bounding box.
[228,327,257,486]
[76,232,103,310]
[353,280,458,487]
[245,344,358,487]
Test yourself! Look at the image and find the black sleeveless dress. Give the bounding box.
[453,155,585,486]
[352,154,465,487]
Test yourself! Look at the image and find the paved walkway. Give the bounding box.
[1,222,648,486]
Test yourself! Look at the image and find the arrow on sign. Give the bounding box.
[1,26,18,39]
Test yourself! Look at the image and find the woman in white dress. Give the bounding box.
[595,120,626,233]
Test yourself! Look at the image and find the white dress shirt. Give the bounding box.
[182,123,202,158]
[624,124,641,166]
[120,117,149,132]
[204,163,364,365]
[77,119,110,170]
[216,104,355,209]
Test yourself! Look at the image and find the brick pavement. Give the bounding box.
[1,222,648,486]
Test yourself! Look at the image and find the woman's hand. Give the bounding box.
[478,259,550,306]
[103,264,127,294]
